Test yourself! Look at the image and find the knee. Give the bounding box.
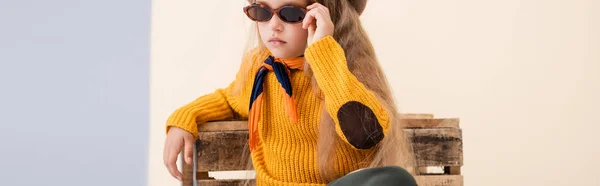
[380,166,412,176]
[369,166,417,186]
[329,166,417,186]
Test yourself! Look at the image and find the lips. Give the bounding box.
[268,37,286,46]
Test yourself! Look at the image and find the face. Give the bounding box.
[252,0,309,59]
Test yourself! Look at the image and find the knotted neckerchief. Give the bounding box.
[248,55,305,152]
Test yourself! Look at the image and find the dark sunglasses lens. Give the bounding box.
[279,7,305,22]
[247,5,272,21]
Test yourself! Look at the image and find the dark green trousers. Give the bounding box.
[327,166,417,186]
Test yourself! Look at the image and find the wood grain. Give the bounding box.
[196,131,250,172]
[189,176,462,186]
[415,175,463,186]
[196,179,255,186]
[404,118,460,128]
[400,113,435,119]
[185,115,463,186]
[199,121,248,132]
[181,152,194,186]
[198,118,460,132]
[195,128,462,172]
[409,128,463,167]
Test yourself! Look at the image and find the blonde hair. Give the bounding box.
[237,0,416,184]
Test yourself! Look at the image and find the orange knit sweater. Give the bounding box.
[166,36,391,186]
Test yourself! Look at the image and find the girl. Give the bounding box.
[163,0,417,185]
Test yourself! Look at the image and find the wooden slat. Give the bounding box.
[181,153,194,186]
[194,176,461,186]
[196,131,250,172]
[199,118,460,132]
[404,118,460,128]
[409,128,463,167]
[400,113,435,119]
[415,175,463,186]
[196,179,255,186]
[196,128,462,172]
[199,121,248,132]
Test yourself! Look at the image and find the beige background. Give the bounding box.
[149,0,600,185]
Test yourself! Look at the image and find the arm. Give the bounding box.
[305,35,391,150]
[165,82,243,138]
[165,50,261,138]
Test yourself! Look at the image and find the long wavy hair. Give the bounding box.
[235,0,416,184]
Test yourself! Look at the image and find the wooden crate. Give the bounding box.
[181,114,463,186]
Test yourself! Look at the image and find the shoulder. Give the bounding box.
[231,47,270,92]
[243,47,269,63]
[239,47,269,73]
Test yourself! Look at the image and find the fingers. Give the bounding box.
[307,3,330,21]
[164,137,183,181]
[302,11,315,29]
[316,6,330,22]
[312,3,330,18]
[184,136,194,165]
[302,11,316,39]
[302,10,323,29]
[166,159,182,181]
[303,3,332,29]
[167,145,183,180]
[306,2,321,10]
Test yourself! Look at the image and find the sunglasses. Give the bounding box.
[243,3,307,23]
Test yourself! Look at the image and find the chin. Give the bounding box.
[266,48,290,58]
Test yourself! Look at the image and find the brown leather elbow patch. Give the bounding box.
[337,101,384,149]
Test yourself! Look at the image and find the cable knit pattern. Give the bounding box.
[165,36,390,185]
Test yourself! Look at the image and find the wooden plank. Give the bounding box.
[415,175,463,186]
[409,128,463,167]
[400,113,434,119]
[195,176,461,186]
[196,131,249,172]
[404,118,460,128]
[198,118,460,132]
[181,152,194,186]
[199,121,248,132]
[197,179,255,186]
[196,128,462,171]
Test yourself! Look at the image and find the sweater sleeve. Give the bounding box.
[304,35,391,150]
[165,50,260,138]
[165,82,243,138]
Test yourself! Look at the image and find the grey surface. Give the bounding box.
[0,0,150,185]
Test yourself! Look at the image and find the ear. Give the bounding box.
[347,0,367,15]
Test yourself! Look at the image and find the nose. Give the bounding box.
[268,13,284,32]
